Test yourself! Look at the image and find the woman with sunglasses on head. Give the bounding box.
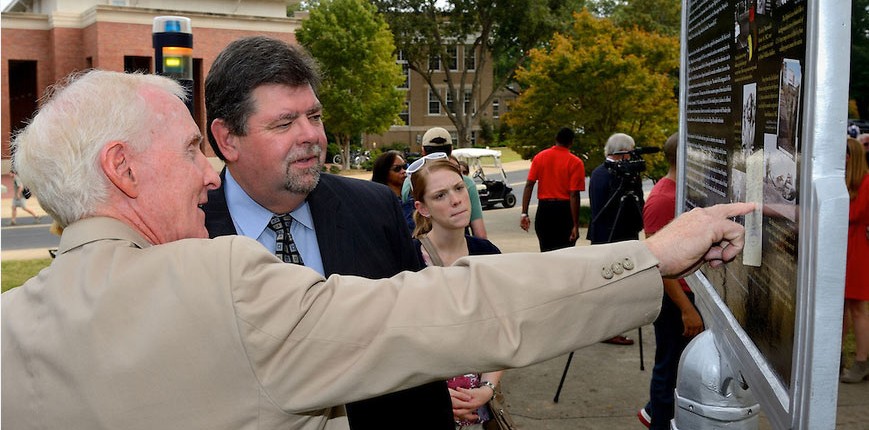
[842,137,869,383]
[409,154,504,428]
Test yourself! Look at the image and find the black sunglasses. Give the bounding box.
[391,164,407,173]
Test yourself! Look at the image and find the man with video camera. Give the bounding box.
[588,133,652,345]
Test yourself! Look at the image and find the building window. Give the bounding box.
[124,56,152,73]
[445,89,455,112]
[399,100,410,125]
[7,60,38,136]
[429,54,440,71]
[470,130,477,146]
[492,98,500,119]
[397,50,406,62]
[447,46,459,71]
[428,89,440,115]
[398,62,409,89]
[464,46,476,71]
[464,89,475,115]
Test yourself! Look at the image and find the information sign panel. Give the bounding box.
[678,1,850,428]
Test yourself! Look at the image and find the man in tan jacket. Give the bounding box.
[2,70,752,430]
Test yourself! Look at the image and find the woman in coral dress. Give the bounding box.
[842,137,869,383]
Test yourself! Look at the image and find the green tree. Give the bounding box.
[296,0,405,169]
[373,0,584,147]
[852,0,869,119]
[608,0,681,36]
[503,9,678,179]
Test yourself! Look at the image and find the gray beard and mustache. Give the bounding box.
[284,144,323,194]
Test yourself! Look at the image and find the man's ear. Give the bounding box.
[210,119,240,162]
[100,141,139,198]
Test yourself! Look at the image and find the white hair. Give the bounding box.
[12,70,186,228]
[605,133,635,156]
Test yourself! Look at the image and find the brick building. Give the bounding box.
[1,0,301,166]
[1,0,511,168]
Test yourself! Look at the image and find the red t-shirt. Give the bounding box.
[527,146,585,200]
[643,177,690,292]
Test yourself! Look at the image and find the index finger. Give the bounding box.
[705,202,756,218]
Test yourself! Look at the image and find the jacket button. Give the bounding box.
[601,266,614,279]
[623,257,635,270]
[611,262,624,275]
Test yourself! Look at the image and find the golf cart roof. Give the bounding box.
[451,148,502,159]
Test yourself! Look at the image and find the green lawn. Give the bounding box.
[2,258,52,293]
[489,146,522,163]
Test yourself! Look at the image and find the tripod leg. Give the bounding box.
[638,326,645,371]
[553,351,575,403]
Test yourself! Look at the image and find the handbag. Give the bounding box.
[22,187,31,199]
[483,384,516,430]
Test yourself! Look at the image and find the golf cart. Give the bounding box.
[452,148,517,209]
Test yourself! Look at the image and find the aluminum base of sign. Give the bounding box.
[675,1,850,429]
[671,332,759,429]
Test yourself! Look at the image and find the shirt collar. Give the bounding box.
[224,169,315,238]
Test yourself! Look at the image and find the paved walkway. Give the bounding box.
[1,160,866,428]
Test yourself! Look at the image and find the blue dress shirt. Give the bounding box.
[223,169,325,276]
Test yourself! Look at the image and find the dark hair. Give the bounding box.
[555,127,575,146]
[664,132,679,166]
[410,158,463,237]
[371,150,404,184]
[205,36,322,160]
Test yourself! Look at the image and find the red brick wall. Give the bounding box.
[2,21,296,159]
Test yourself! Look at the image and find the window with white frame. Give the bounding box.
[470,130,477,146]
[492,98,500,119]
[447,46,459,71]
[445,89,455,112]
[428,54,440,71]
[464,89,475,115]
[428,89,440,115]
[464,46,476,71]
[399,100,410,125]
[398,62,409,89]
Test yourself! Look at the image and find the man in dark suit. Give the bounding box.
[203,36,453,429]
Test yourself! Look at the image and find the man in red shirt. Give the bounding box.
[520,127,586,251]
[637,133,704,429]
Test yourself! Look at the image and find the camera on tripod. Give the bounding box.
[605,146,661,185]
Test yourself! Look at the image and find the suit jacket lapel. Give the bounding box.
[307,176,344,276]
[203,168,238,238]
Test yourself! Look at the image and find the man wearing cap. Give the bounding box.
[520,127,585,252]
[402,126,488,238]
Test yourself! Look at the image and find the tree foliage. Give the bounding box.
[373,0,584,147]
[296,0,405,168]
[606,0,681,36]
[852,0,869,119]
[503,9,679,178]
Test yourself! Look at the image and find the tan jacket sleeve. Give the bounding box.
[227,237,662,413]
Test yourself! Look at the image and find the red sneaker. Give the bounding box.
[637,407,651,428]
